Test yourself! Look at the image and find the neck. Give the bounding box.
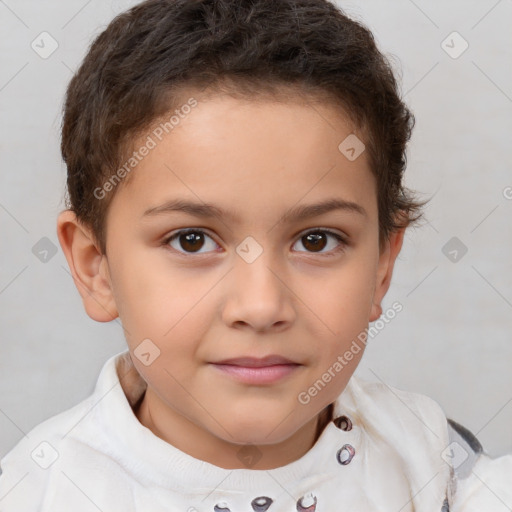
[134,388,334,470]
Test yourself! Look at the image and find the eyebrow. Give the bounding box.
[142,197,367,224]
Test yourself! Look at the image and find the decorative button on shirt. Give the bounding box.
[333,415,353,432]
[336,443,356,465]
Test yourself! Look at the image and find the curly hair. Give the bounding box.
[60,0,428,255]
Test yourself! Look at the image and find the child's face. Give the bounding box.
[59,92,404,467]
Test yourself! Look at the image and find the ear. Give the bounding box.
[369,226,406,322]
[56,210,118,322]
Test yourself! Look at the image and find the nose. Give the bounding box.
[221,248,295,332]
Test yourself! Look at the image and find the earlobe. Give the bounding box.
[56,210,118,322]
[369,227,406,322]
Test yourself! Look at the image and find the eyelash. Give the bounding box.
[162,228,348,258]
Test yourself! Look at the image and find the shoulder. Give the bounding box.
[339,376,512,511]
[336,375,453,505]
[0,391,98,510]
[339,374,450,443]
[0,351,132,511]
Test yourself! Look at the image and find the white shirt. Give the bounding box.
[0,350,510,511]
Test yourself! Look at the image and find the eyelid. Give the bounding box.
[293,227,349,257]
[163,227,221,254]
[297,226,348,242]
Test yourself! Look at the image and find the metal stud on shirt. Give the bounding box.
[336,443,355,465]
[296,493,317,512]
[333,415,353,431]
[251,496,273,511]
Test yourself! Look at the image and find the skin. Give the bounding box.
[57,92,405,470]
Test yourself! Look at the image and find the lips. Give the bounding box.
[210,355,302,385]
[210,356,301,385]
[213,355,299,368]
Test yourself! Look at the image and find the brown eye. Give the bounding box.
[166,229,218,254]
[293,229,347,255]
[179,232,204,252]
[302,232,327,252]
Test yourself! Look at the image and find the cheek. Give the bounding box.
[299,258,377,332]
[109,249,202,334]
[128,313,203,392]
[296,258,377,388]
[133,354,196,408]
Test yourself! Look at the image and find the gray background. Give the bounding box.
[1,0,511,460]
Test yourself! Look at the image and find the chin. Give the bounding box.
[217,419,300,447]
[225,433,286,447]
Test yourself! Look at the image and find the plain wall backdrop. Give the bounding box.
[1,0,511,461]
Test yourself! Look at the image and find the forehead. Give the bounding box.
[108,94,376,223]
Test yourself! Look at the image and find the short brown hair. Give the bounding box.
[60,0,428,255]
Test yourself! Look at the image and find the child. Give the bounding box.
[1,0,510,510]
